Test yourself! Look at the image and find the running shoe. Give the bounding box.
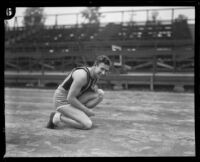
[46,112,56,129]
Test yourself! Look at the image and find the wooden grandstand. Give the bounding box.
[5,8,194,91]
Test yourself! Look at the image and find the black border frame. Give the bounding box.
[1,0,199,161]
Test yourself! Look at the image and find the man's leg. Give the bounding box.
[56,104,93,130]
[78,89,104,108]
[49,89,104,129]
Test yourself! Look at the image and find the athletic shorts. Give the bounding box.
[53,86,69,110]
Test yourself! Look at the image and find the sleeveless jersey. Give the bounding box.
[60,67,97,95]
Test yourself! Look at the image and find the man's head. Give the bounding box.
[93,55,112,79]
[94,55,112,67]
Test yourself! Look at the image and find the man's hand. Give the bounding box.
[85,109,95,117]
[91,84,98,92]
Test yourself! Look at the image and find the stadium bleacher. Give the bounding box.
[4,8,194,91]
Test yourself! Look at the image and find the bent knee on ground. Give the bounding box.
[82,119,93,129]
[56,105,93,130]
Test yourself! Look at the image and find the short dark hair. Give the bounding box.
[94,55,112,66]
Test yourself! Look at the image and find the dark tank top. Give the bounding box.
[60,67,97,95]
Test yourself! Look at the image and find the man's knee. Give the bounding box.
[82,119,93,129]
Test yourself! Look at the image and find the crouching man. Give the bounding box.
[46,55,112,130]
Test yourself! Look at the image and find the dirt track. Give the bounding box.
[4,88,195,157]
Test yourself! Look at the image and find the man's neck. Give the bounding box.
[88,66,96,79]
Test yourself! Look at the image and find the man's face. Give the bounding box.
[94,63,110,79]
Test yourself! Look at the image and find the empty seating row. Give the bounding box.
[5,21,192,46]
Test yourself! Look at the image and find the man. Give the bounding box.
[46,55,112,130]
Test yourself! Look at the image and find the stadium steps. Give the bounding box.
[94,23,121,40]
[5,27,41,46]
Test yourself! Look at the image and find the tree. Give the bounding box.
[173,14,190,38]
[79,7,102,40]
[146,11,161,25]
[174,14,188,23]
[151,11,159,22]
[23,7,46,28]
[81,7,102,25]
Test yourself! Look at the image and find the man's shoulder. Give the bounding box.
[74,68,88,75]
[72,68,88,81]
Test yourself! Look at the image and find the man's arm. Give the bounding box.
[67,70,95,116]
